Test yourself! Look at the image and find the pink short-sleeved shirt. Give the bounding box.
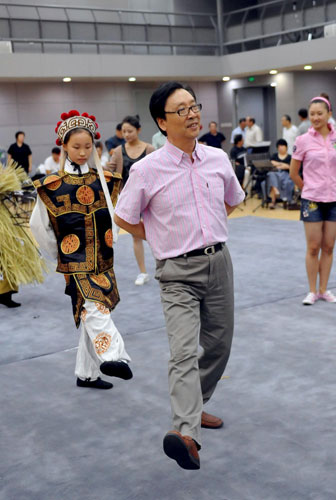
[115,140,245,260]
[292,125,336,202]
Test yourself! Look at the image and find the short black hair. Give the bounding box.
[282,114,291,122]
[234,134,243,145]
[15,131,25,139]
[95,141,103,149]
[209,121,217,127]
[149,81,196,136]
[239,118,246,124]
[51,147,61,155]
[298,108,308,119]
[249,117,256,124]
[122,115,141,130]
[116,123,122,131]
[276,138,288,148]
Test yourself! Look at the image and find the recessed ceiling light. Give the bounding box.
[222,76,230,81]
[304,65,312,70]
[128,77,136,82]
[270,82,277,87]
[269,70,278,75]
[63,77,72,82]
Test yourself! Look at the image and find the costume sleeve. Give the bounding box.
[222,152,246,206]
[291,135,305,161]
[30,196,58,260]
[115,166,151,225]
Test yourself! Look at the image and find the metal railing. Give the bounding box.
[0,1,334,56]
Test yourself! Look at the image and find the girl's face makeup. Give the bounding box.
[63,130,93,165]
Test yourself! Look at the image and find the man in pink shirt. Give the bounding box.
[115,82,245,470]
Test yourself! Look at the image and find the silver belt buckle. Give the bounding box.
[204,245,215,255]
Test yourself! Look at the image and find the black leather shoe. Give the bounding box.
[76,377,113,389]
[100,361,133,380]
[0,292,21,308]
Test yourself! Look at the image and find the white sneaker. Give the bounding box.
[318,290,336,303]
[135,273,150,286]
[302,292,318,305]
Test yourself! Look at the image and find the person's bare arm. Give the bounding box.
[7,154,12,162]
[225,202,239,216]
[114,214,146,240]
[290,158,303,190]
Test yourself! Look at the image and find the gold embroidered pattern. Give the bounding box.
[94,332,112,355]
[81,308,87,322]
[43,175,62,191]
[76,185,95,205]
[63,172,97,186]
[110,177,121,207]
[61,234,80,254]
[90,273,110,289]
[104,229,113,248]
[95,302,110,314]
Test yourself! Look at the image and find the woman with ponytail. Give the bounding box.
[290,97,336,305]
[108,115,155,286]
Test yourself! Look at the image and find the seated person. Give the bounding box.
[33,147,61,180]
[267,139,294,209]
[230,134,246,187]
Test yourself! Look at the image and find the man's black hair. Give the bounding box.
[149,81,196,136]
[283,114,291,122]
[51,147,61,155]
[234,134,243,145]
[249,117,256,124]
[298,108,308,119]
[276,138,288,148]
[239,118,246,124]
[116,123,122,131]
[15,131,25,140]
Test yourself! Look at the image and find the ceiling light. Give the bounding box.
[304,65,312,70]
[270,82,277,87]
[222,76,230,81]
[128,77,136,82]
[269,70,278,75]
[63,77,72,82]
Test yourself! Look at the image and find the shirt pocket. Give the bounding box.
[208,178,225,211]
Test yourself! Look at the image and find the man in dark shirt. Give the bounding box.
[198,121,225,148]
[105,123,125,155]
[7,131,32,174]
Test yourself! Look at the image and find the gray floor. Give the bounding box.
[1,217,335,500]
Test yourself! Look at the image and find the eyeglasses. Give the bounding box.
[164,103,202,117]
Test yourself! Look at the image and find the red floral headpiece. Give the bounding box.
[54,109,101,145]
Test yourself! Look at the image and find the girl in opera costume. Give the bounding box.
[0,163,46,307]
[30,110,132,389]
